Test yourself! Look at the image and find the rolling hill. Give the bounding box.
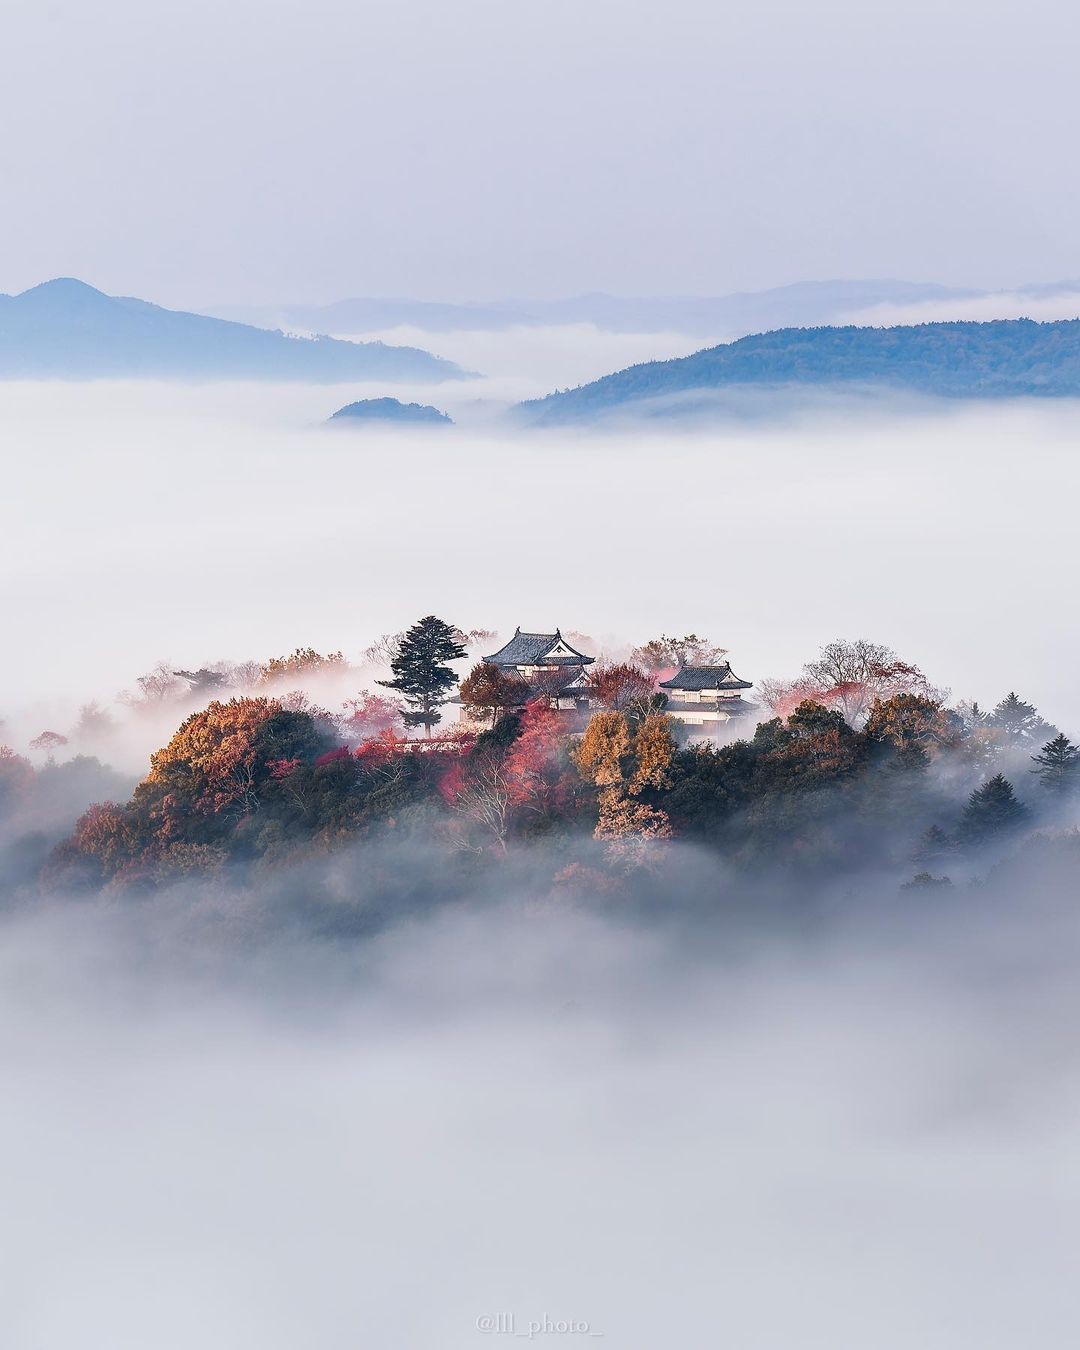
[328,397,452,425]
[0,278,466,381]
[519,319,1080,423]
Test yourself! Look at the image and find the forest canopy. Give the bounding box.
[2,624,1074,907]
[521,318,1080,423]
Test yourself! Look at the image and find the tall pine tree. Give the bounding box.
[377,615,466,736]
[958,773,1027,843]
[988,692,1056,745]
[1031,733,1080,793]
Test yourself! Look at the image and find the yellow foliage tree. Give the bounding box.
[260,649,347,684]
[571,711,632,787]
[628,713,676,795]
[595,788,673,842]
[573,711,675,852]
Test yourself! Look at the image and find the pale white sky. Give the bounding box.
[2,0,1078,308]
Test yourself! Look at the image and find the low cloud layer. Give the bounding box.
[841,288,1080,328]
[2,863,1078,1350]
[5,348,1080,1348]
[4,373,1080,734]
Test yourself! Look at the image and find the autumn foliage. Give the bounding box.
[585,663,657,715]
[41,627,1074,894]
[572,711,676,853]
[439,700,581,850]
[458,662,526,724]
[341,690,403,741]
[260,649,348,684]
[759,639,940,727]
[141,698,324,818]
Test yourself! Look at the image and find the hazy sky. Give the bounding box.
[2,0,1078,308]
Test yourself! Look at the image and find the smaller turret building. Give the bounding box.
[659,663,755,737]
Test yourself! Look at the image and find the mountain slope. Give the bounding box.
[0,279,465,381]
[519,319,1080,422]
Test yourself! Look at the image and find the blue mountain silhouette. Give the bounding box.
[0,279,465,381]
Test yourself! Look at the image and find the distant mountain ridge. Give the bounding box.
[518,319,1080,423]
[0,278,465,381]
[222,280,968,337]
[220,279,1080,339]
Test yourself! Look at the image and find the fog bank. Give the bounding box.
[1,877,1078,1350]
[4,379,1080,734]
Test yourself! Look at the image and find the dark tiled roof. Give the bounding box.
[659,663,752,691]
[533,668,590,694]
[484,628,594,667]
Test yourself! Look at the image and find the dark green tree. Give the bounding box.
[173,667,229,695]
[1030,733,1080,794]
[958,773,1027,843]
[914,823,955,862]
[955,700,989,735]
[988,692,1056,745]
[377,615,466,736]
[901,871,954,893]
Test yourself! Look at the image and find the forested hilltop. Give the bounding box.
[4,622,1076,912]
[520,319,1080,423]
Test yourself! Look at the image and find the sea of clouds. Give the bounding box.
[3,358,1080,738]
[4,328,1080,1348]
[2,860,1079,1350]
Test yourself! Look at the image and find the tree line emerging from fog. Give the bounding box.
[1,618,1074,898]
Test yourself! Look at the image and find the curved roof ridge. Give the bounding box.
[659,660,752,692]
[483,627,595,667]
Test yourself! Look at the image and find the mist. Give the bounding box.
[4,356,1080,735]
[5,346,1080,1343]
[2,851,1079,1350]
[839,288,1080,328]
[7,0,1080,1336]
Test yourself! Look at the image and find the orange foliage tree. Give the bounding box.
[629,713,677,794]
[572,712,632,787]
[864,693,960,759]
[67,802,141,875]
[138,697,327,824]
[458,662,525,725]
[595,790,673,848]
[585,663,658,716]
